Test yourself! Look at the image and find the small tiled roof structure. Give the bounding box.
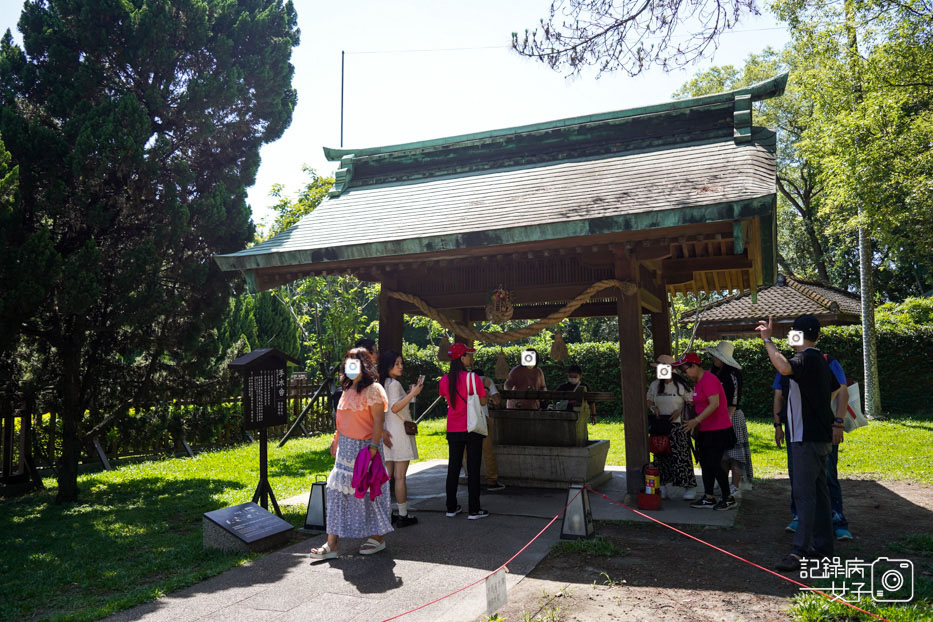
[683,274,862,340]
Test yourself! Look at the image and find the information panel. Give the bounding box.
[244,366,288,430]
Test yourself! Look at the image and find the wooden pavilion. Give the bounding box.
[214,73,787,495]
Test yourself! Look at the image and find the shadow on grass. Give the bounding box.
[267,446,333,479]
[0,475,304,621]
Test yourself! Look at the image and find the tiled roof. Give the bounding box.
[216,137,776,272]
[684,275,862,323]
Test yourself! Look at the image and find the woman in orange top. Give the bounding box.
[310,348,394,559]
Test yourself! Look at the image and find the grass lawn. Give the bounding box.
[2,413,932,621]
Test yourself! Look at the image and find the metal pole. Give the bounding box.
[259,427,268,510]
[340,50,345,148]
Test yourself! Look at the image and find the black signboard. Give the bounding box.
[229,348,299,431]
[228,348,300,516]
[243,364,288,430]
[203,502,293,544]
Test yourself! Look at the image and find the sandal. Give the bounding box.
[309,543,337,560]
[359,537,386,555]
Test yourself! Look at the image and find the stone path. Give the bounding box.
[106,461,736,622]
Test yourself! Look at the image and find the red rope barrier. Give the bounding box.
[583,485,891,622]
[378,488,582,622]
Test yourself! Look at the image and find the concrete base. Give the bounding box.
[202,516,289,553]
[494,439,611,489]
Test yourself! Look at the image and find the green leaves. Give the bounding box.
[0,0,300,501]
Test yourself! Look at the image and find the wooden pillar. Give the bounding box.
[378,278,404,355]
[450,310,474,348]
[614,248,649,497]
[650,282,672,358]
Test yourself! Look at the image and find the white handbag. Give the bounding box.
[466,373,488,436]
[840,382,868,432]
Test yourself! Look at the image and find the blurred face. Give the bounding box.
[390,357,403,378]
[567,373,581,385]
[711,356,724,368]
[680,362,701,381]
[462,352,474,367]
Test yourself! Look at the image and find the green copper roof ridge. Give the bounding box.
[323,72,788,161]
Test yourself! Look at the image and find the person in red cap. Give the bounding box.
[675,352,737,511]
[438,342,489,519]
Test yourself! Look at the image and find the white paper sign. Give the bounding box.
[486,568,508,616]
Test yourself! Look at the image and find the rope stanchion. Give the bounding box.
[385,279,637,344]
[583,485,892,622]
[378,488,583,622]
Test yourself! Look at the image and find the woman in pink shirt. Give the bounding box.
[674,352,737,511]
[439,342,488,519]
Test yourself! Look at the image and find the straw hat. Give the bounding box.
[705,341,742,370]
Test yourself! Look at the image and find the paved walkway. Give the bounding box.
[106,461,736,622]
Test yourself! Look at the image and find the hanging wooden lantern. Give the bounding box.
[485,285,513,322]
[438,335,451,362]
[550,331,569,361]
[495,350,510,380]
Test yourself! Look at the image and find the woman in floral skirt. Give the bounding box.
[310,347,394,559]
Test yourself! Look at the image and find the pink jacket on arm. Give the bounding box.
[352,447,389,501]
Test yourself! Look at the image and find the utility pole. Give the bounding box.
[844,0,881,418]
[340,50,345,148]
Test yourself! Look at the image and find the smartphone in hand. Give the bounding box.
[417,374,425,385]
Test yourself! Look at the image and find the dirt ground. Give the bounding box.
[490,478,933,621]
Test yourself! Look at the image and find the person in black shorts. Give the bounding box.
[757,314,847,572]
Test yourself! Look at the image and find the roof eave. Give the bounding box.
[322,73,788,162]
[214,193,775,274]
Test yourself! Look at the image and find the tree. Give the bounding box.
[674,48,843,284]
[512,0,762,76]
[262,168,379,372]
[772,0,933,415]
[0,0,300,502]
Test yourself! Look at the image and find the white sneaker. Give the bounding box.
[730,484,741,498]
[682,488,697,501]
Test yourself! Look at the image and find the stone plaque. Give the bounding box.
[203,502,293,552]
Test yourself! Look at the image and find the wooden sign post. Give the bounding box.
[229,348,299,517]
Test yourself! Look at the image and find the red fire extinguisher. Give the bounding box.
[644,464,660,495]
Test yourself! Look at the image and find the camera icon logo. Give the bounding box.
[872,558,914,602]
[656,364,672,380]
[788,330,805,346]
[345,359,361,376]
[521,350,537,367]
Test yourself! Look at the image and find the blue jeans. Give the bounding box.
[785,426,848,529]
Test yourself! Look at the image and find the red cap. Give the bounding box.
[673,352,702,367]
[447,342,476,359]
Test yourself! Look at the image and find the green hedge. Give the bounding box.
[400,325,933,419]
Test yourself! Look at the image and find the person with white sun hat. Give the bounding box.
[706,341,753,497]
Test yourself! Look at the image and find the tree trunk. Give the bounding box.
[56,341,83,503]
[803,221,830,283]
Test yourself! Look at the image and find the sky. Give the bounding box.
[0,1,790,233]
